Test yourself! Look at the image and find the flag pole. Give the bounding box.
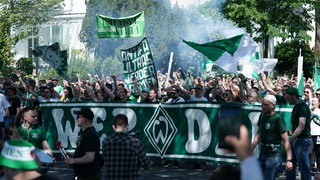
[297,48,303,81]
[166,52,174,87]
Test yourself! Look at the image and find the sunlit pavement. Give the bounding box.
[48,160,215,180]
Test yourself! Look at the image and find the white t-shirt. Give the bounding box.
[0,94,11,122]
[311,108,320,136]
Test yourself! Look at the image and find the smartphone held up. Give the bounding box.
[218,104,243,151]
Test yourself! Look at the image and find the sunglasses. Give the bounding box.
[195,87,202,90]
[316,93,320,96]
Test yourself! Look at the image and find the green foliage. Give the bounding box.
[39,68,59,81]
[222,0,317,57]
[274,40,313,78]
[16,57,34,77]
[79,0,186,70]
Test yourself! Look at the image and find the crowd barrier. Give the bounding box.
[40,102,293,163]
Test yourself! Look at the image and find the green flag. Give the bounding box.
[96,11,145,38]
[183,34,243,61]
[120,37,158,95]
[297,72,304,96]
[32,43,68,79]
[314,62,320,92]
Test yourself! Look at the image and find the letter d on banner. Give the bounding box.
[185,109,211,153]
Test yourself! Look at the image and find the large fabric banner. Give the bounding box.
[41,103,292,163]
[96,11,145,38]
[32,42,68,79]
[120,38,158,95]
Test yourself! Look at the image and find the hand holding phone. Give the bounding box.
[218,104,242,151]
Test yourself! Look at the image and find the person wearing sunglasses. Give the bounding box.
[165,86,185,104]
[188,84,208,102]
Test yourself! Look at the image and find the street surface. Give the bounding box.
[45,160,302,180]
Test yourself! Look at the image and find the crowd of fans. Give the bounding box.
[0,69,317,126]
[0,69,314,107]
[1,69,320,174]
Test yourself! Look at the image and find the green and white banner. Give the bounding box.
[120,37,158,95]
[41,103,292,163]
[96,11,145,38]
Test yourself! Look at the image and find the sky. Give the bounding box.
[170,0,209,8]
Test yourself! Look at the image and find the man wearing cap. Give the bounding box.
[166,86,185,103]
[64,108,101,180]
[0,139,61,179]
[284,87,312,180]
[251,95,292,180]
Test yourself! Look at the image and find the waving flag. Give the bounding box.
[183,34,243,61]
[184,34,257,74]
[97,11,145,38]
[32,42,68,79]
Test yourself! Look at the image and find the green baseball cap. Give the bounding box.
[284,87,301,97]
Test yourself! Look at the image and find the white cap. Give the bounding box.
[264,94,277,105]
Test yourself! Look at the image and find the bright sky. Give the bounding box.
[170,0,209,8]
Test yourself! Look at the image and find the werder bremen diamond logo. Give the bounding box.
[144,105,178,157]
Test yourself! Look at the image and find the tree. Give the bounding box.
[0,0,63,77]
[222,0,316,58]
[315,1,320,63]
[16,57,34,77]
[274,40,313,77]
[79,0,188,72]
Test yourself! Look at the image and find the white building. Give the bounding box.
[13,0,87,63]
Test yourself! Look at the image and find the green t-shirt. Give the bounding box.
[18,125,47,149]
[259,112,287,154]
[291,100,311,138]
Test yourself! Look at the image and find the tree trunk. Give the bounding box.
[263,36,269,58]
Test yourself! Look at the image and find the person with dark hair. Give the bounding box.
[64,108,101,180]
[187,84,208,102]
[60,86,75,102]
[4,87,21,127]
[284,87,312,180]
[30,86,60,103]
[102,114,150,179]
[165,86,185,103]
